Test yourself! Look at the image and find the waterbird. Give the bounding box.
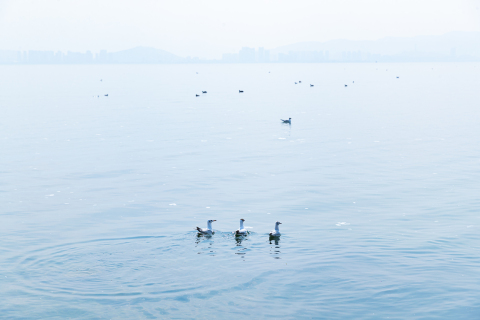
[202,91,207,93]
[310,84,314,87]
[295,82,297,84]
[235,219,247,236]
[269,221,282,237]
[299,81,302,83]
[396,76,399,79]
[281,118,291,124]
[239,90,244,93]
[104,94,108,96]
[344,84,348,87]
[196,94,200,97]
[196,219,216,235]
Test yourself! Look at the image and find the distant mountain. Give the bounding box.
[270,32,480,60]
[110,46,182,63]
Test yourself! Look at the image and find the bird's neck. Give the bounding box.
[240,220,244,229]
[275,224,280,231]
[207,222,212,230]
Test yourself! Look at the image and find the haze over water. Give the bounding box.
[1,62,480,319]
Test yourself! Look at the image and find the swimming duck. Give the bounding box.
[196,219,216,235]
[269,221,282,237]
[235,219,247,236]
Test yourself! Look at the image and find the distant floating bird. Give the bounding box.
[353,81,354,83]
[281,118,291,124]
[196,94,200,97]
[295,82,297,84]
[235,218,247,236]
[344,84,348,87]
[104,94,108,96]
[310,84,314,87]
[396,76,399,79]
[202,91,207,93]
[239,90,244,93]
[196,219,216,235]
[299,81,302,83]
[269,221,282,237]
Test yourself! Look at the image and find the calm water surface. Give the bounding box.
[1,63,480,319]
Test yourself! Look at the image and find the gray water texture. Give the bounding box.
[1,63,480,319]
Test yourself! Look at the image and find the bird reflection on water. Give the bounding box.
[194,233,216,256]
[195,233,212,242]
[269,236,281,259]
[235,234,246,245]
[234,234,249,260]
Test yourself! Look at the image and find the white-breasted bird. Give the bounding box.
[196,219,216,235]
[269,221,282,237]
[235,218,247,236]
[281,118,291,124]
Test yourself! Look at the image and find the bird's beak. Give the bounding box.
[279,222,282,224]
[213,220,217,222]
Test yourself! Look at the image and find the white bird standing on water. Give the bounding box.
[196,219,216,235]
[235,218,247,236]
[269,221,282,237]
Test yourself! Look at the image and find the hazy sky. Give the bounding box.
[1,0,479,58]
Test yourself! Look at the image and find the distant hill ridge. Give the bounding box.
[1,32,479,64]
[270,32,480,58]
[112,46,181,63]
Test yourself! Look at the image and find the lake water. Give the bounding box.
[1,62,479,319]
